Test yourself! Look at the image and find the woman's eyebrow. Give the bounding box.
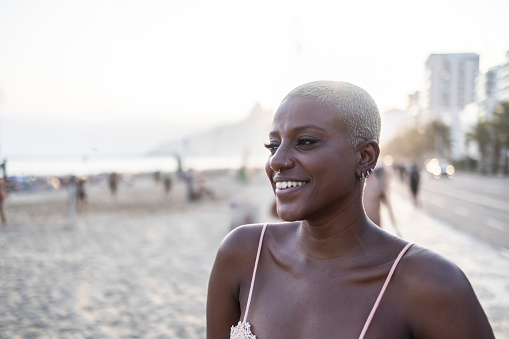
[292,124,327,132]
[268,124,327,138]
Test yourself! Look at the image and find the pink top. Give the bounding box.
[230,223,414,339]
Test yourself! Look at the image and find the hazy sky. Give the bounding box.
[1,0,508,156]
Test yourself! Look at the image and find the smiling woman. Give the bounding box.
[206,80,495,339]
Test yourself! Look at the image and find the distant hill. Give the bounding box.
[149,103,274,165]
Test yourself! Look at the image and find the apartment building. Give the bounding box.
[424,53,480,160]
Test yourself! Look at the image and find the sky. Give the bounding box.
[0,0,508,157]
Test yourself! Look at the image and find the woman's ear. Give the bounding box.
[358,140,380,171]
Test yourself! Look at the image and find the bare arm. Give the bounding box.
[402,247,494,339]
[206,225,262,339]
[206,245,241,338]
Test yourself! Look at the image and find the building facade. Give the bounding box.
[424,53,480,160]
[498,51,509,103]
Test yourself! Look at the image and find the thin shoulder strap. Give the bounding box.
[243,223,268,323]
[359,242,414,339]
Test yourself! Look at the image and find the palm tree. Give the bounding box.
[383,120,451,164]
[493,102,509,174]
[467,120,493,173]
[424,120,451,158]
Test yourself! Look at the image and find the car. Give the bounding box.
[425,158,455,179]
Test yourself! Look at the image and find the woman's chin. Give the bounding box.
[277,210,301,222]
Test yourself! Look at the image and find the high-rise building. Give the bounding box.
[424,53,480,160]
[476,65,501,121]
[499,51,509,103]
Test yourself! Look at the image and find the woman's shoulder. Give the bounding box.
[399,244,469,293]
[219,223,266,253]
[216,222,297,263]
[396,244,494,337]
[213,223,270,267]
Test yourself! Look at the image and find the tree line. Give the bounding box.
[383,102,509,175]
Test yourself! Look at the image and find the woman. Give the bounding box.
[207,81,494,338]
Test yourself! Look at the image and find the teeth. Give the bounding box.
[275,181,306,189]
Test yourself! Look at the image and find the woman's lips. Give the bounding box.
[275,181,307,189]
[275,181,308,197]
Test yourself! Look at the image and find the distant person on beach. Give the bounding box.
[109,172,119,199]
[163,174,172,197]
[0,178,8,226]
[363,165,400,236]
[196,176,214,200]
[154,171,161,183]
[76,177,88,211]
[207,81,494,338]
[68,176,77,227]
[184,169,195,201]
[409,164,420,207]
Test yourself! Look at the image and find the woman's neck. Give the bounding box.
[297,211,377,260]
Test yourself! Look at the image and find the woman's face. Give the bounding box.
[265,96,361,222]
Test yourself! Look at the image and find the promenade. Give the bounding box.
[386,178,509,338]
[0,170,507,338]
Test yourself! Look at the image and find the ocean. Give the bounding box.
[2,154,268,177]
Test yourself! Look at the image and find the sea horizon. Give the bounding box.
[1,153,268,177]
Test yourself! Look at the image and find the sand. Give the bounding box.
[0,170,507,338]
[0,170,276,338]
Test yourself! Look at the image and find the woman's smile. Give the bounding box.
[275,181,307,189]
[274,179,308,198]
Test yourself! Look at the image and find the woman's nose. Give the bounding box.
[269,145,291,172]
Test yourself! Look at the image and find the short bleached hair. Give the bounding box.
[283,80,381,147]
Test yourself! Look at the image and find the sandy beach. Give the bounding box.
[1,169,508,338]
[0,170,279,339]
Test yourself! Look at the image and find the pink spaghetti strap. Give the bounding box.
[243,223,268,323]
[358,242,414,339]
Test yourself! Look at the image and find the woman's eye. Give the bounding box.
[297,137,318,146]
[264,143,279,155]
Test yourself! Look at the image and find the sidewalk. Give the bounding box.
[383,180,509,338]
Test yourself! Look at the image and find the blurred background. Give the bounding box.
[0,0,508,173]
[0,0,508,338]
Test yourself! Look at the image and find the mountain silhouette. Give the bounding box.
[149,103,274,165]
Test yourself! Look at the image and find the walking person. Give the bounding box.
[207,81,494,338]
[363,165,400,236]
[76,177,88,211]
[409,164,420,207]
[0,178,8,226]
[109,172,119,199]
[163,174,172,197]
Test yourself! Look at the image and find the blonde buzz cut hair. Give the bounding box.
[283,80,381,147]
